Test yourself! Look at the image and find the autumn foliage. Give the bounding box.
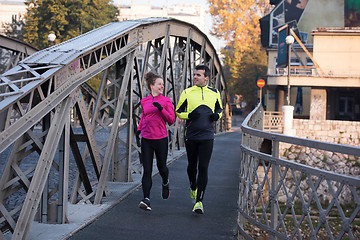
[208,0,272,107]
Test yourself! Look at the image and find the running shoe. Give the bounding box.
[162,181,170,200]
[190,188,197,203]
[139,198,151,211]
[192,201,204,214]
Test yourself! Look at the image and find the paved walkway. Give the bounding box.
[67,131,242,240]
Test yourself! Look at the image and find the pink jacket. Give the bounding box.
[138,94,175,139]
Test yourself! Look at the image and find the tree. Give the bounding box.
[23,0,118,49]
[208,0,271,108]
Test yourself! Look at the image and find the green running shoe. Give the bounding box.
[192,201,203,214]
[190,188,197,203]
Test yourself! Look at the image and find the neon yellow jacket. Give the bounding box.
[175,85,222,140]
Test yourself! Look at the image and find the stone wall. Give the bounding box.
[277,119,360,205]
[292,119,360,146]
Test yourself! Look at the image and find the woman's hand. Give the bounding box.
[153,102,163,111]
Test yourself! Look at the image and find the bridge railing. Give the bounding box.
[239,103,360,240]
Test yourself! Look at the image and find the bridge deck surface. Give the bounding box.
[67,131,242,240]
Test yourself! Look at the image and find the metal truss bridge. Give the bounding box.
[0,18,231,239]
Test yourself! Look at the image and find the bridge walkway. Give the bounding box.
[67,131,242,240]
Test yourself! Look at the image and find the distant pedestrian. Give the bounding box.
[175,65,223,214]
[137,72,175,211]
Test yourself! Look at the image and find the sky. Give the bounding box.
[113,0,226,51]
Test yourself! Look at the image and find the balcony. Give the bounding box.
[267,67,360,87]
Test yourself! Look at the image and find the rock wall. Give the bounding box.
[292,119,360,146]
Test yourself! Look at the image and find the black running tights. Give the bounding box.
[141,137,169,199]
[185,139,214,202]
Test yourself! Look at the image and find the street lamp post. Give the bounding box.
[48,33,56,46]
[282,34,295,136]
[285,35,295,105]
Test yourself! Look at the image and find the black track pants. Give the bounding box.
[141,137,169,199]
[185,139,214,202]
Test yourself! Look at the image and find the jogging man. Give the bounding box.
[175,64,223,214]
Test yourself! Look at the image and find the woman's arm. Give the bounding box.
[160,98,176,125]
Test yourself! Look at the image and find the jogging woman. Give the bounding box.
[137,72,175,211]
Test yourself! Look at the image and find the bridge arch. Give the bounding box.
[0,18,230,239]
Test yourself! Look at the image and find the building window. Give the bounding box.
[275,57,300,67]
[306,57,314,66]
[290,58,300,66]
[339,96,354,119]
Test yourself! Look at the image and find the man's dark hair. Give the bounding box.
[195,65,211,78]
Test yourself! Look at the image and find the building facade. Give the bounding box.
[0,0,26,33]
[261,0,360,121]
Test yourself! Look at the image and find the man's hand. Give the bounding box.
[188,110,200,120]
[209,113,219,121]
[153,102,163,111]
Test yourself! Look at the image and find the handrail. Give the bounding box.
[239,103,360,240]
[243,106,360,155]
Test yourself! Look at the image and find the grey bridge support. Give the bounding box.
[0,18,231,239]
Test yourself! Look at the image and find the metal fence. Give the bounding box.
[238,104,360,240]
